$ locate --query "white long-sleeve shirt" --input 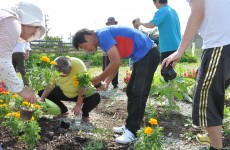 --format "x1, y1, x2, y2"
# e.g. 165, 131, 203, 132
13, 42, 31, 53
0, 10, 24, 93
